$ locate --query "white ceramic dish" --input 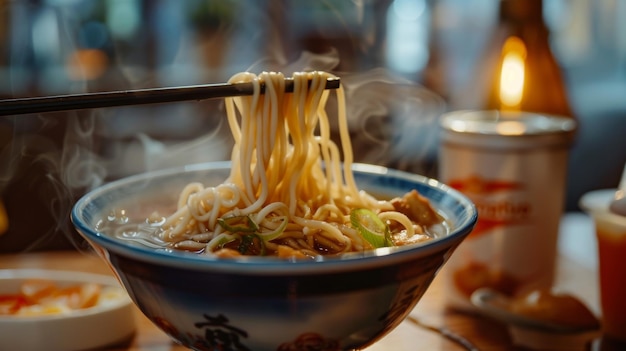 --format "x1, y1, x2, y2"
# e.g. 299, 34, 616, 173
0, 269, 136, 351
